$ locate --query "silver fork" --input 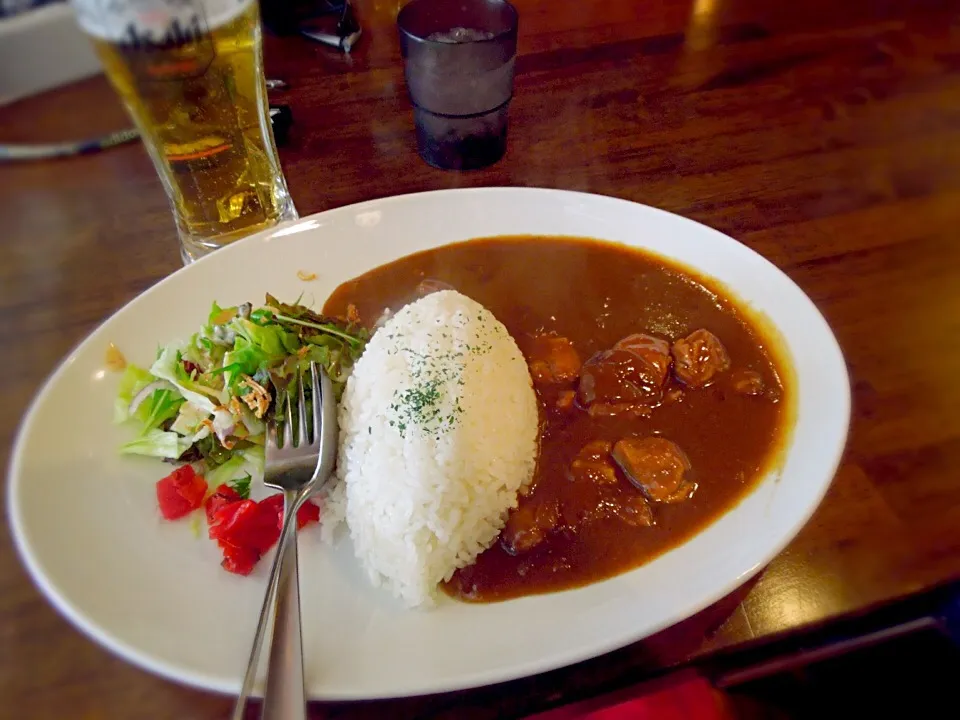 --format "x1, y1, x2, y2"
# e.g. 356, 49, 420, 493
231, 361, 338, 720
